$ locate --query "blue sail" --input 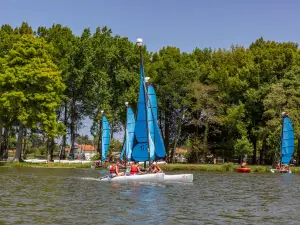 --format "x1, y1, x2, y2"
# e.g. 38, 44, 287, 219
151, 105, 166, 159
120, 142, 125, 160
131, 66, 149, 162
126, 107, 136, 160
281, 117, 294, 164
147, 85, 155, 159
101, 115, 111, 161
120, 107, 136, 160
148, 85, 158, 119
147, 84, 166, 160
